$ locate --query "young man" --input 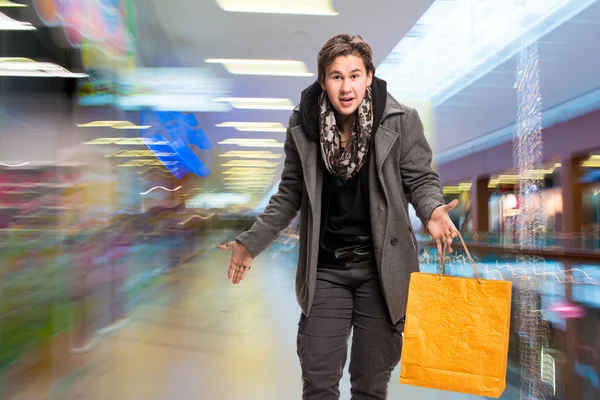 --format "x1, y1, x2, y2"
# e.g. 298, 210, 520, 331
220, 34, 459, 399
